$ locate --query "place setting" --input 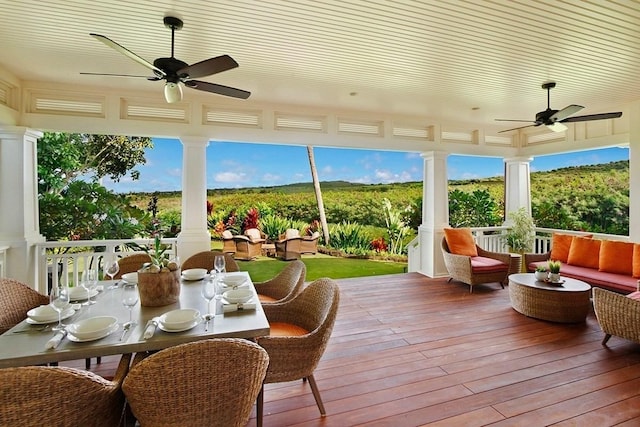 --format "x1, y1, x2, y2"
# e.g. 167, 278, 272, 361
143, 308, 202, 339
